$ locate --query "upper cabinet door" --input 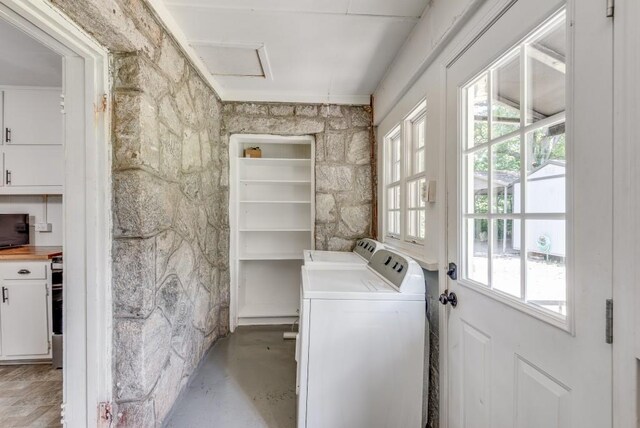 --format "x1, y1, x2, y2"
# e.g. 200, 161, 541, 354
3, 89, 62, 145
